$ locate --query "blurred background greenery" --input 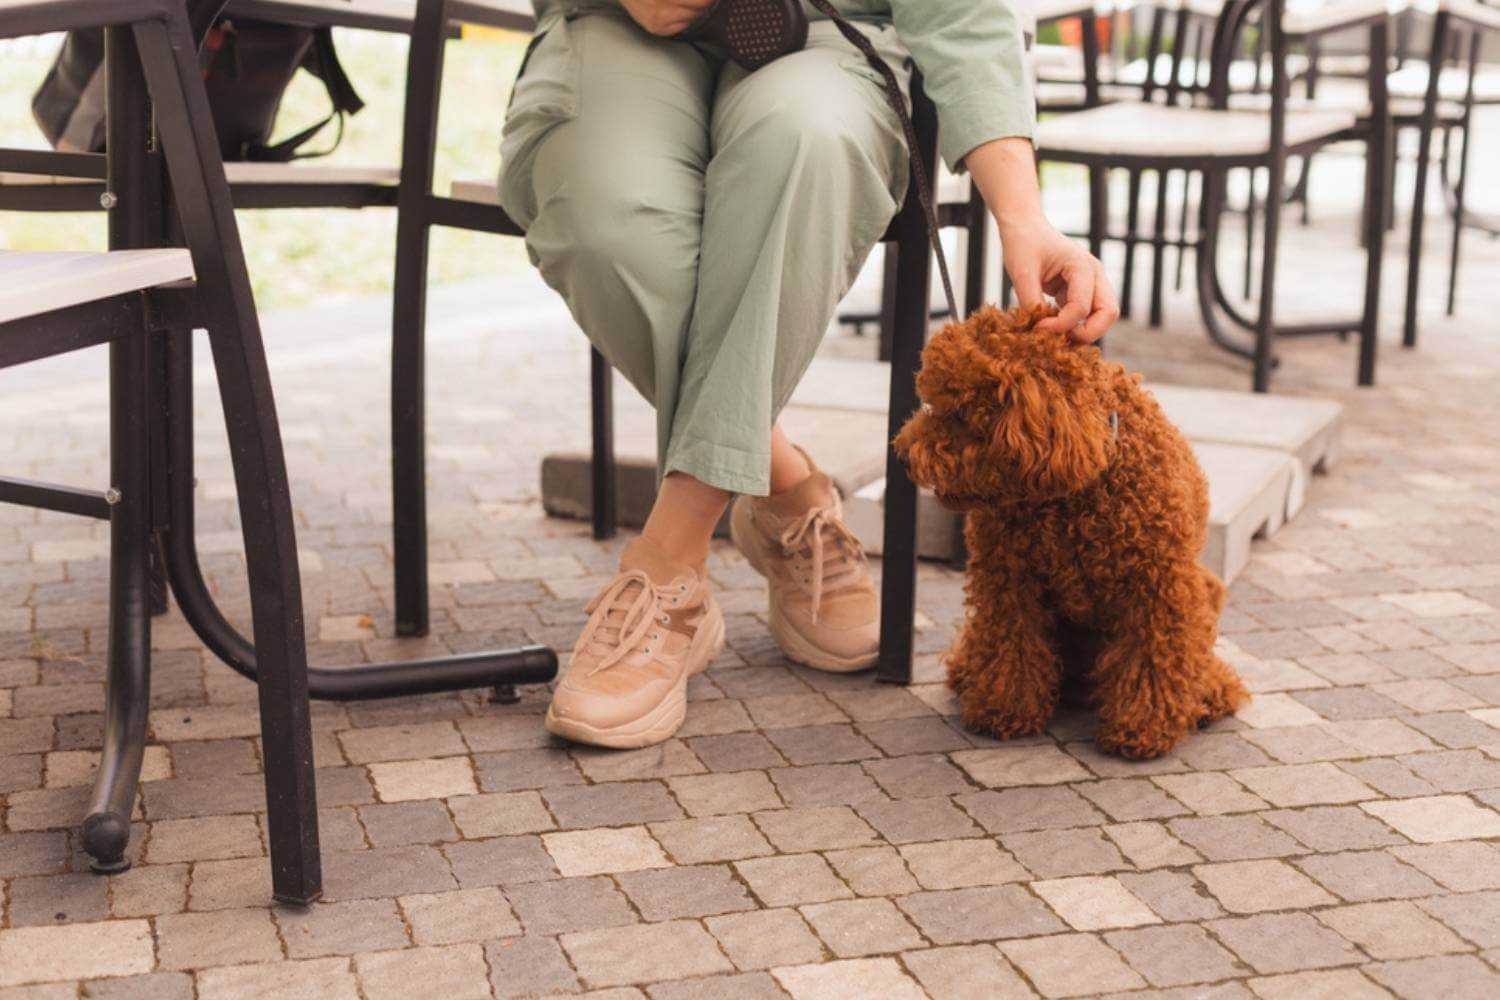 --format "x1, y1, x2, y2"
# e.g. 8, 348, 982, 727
0, 27, 535, 312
